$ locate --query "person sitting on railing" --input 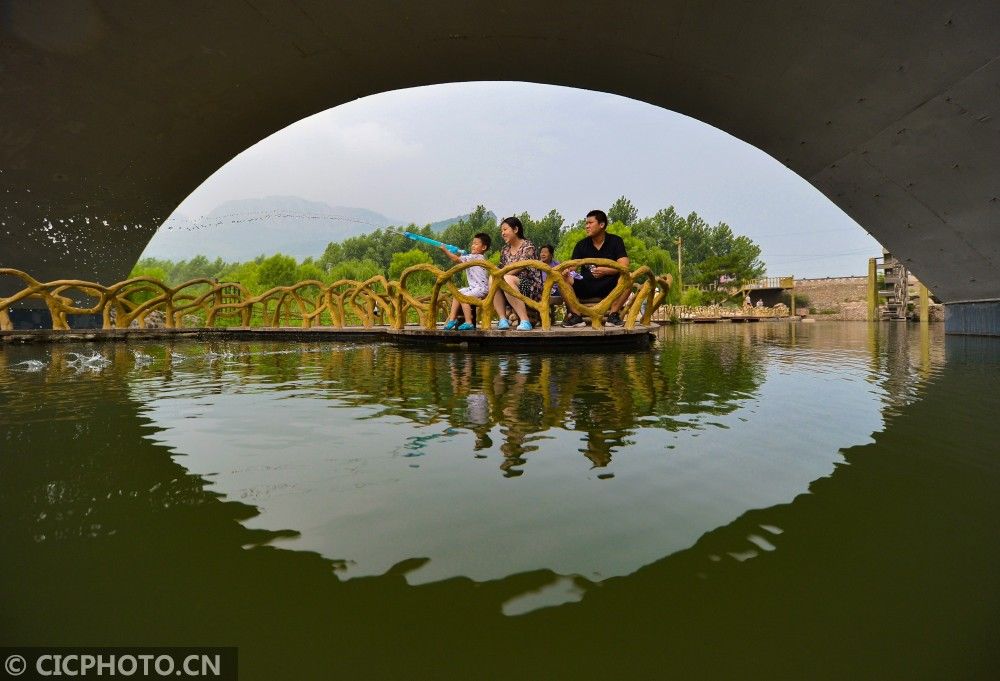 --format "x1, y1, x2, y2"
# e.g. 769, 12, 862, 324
440, 232, 492, 331
539, 243, 563, 318
539, 244, 559, 284
492, 216, 542, 331
561, 210, 630, 327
